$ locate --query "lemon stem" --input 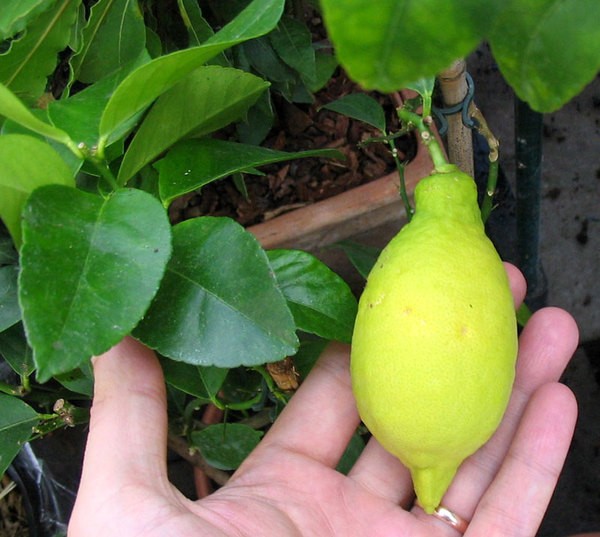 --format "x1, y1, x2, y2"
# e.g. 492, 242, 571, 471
397, 108, 448, 172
